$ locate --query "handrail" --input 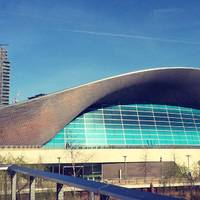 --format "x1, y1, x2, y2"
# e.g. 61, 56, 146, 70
8, 165, 181, 200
